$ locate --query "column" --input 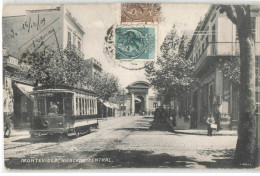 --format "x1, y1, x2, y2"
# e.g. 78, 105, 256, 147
257, 111, 260, 166
145, 94, 149, 113
131, 93, 135, 115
